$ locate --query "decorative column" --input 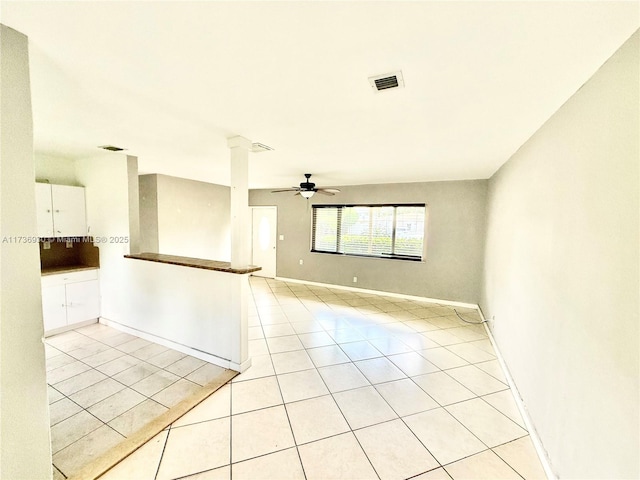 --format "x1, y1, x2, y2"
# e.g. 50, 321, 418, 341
126, 155, 141, 254
227, 136, 252, 372
228, 136, 251, 268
